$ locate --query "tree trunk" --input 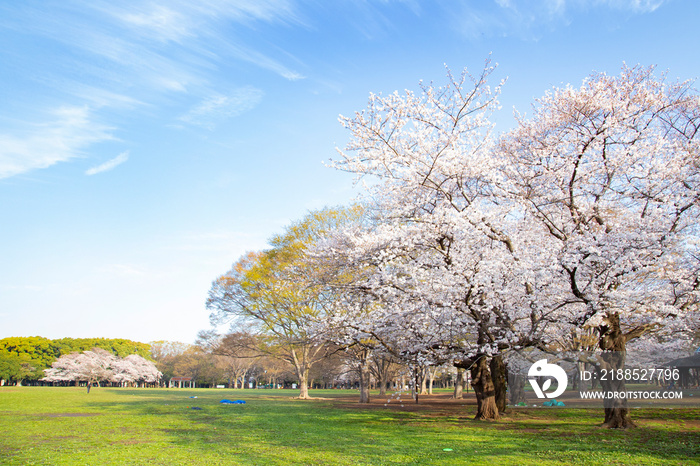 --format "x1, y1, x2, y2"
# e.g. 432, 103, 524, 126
413, 368, 420, 403
598, 312, 635, 429
297, 368, 310, 399
428, 366, 436, 395
359, 360, 371, 403
378, 378, 388, 396
376, 357, 391, 396
507, 373, 526, 405
470, 356, 499, 420
291, 348, 311, 399
420, 366, 428, 395
573, 362, 585, 390
599, 351, 632, 428
453, 367, 465, 399
590, 363, 600, 390
490, 355, 507, 414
